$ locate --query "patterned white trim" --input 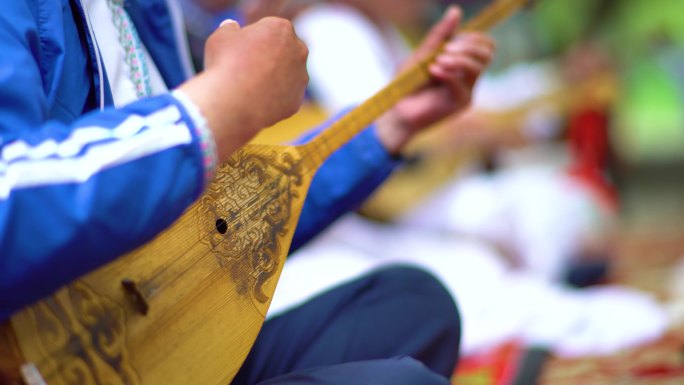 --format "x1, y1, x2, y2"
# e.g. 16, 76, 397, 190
171, 90, 217, 183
